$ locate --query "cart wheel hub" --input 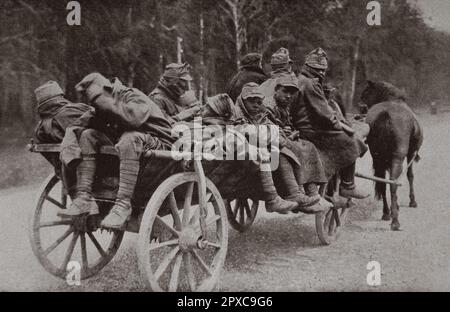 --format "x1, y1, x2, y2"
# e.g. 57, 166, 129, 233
178, 227, 202, 252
